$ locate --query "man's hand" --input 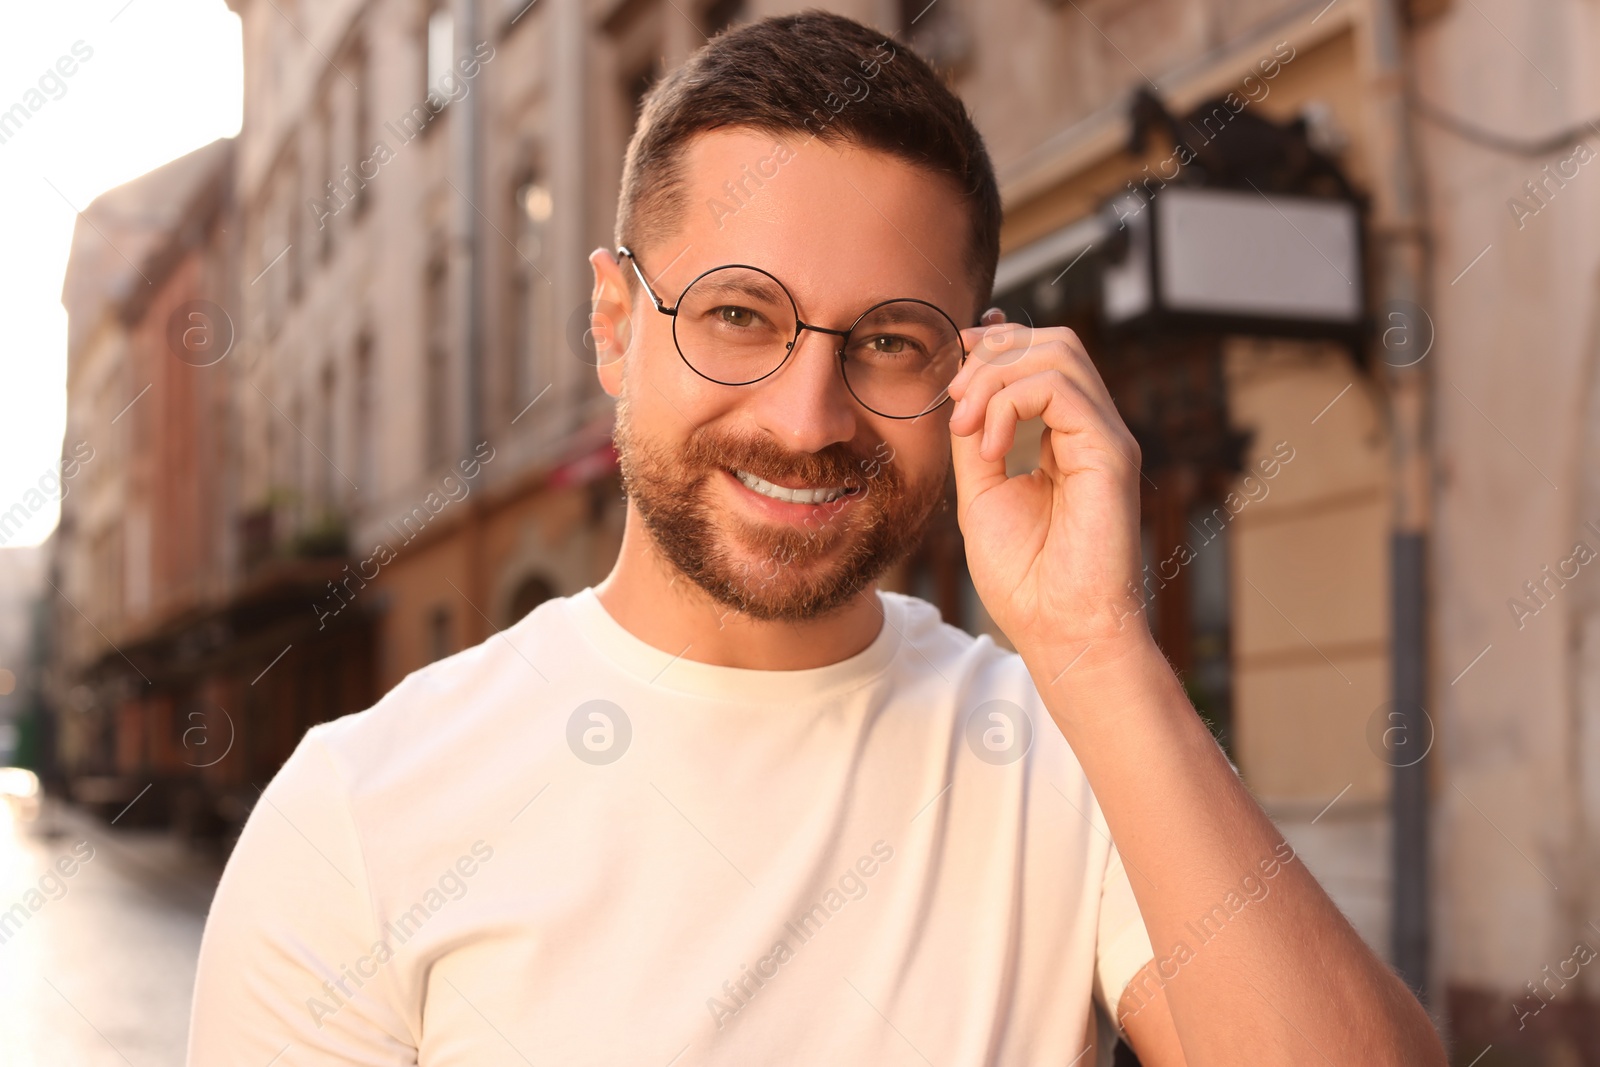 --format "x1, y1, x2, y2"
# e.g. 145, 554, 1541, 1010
946, 313, 1148, 664
944, 311, 1448, 1066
